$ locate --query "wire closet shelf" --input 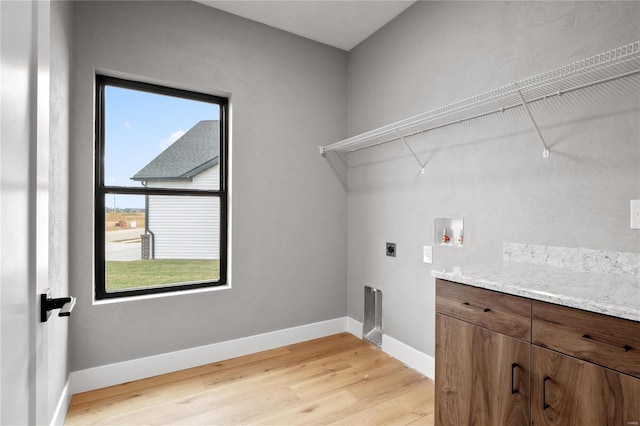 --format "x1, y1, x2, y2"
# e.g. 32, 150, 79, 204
319, 41, 640, 159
